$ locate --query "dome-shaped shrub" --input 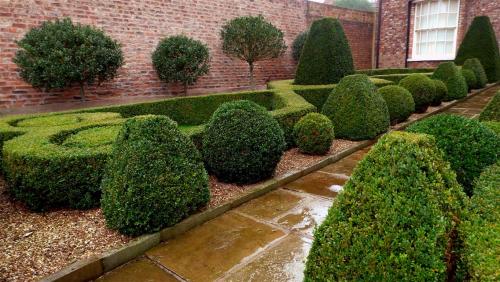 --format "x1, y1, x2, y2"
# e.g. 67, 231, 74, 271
293, 113, 334, 155
202, 100, 286, 184
101, 116, 210, 236
321, 74, 389, 140
407, 114, 499, 195
399, 73, 435, 113
431, 79, 447, 106
432, 62, 468, 101
304, 131, 465, 281
463, 58, 488, 88
295, 18, 354, 85
377, 85, 415, 124
461, 69, 477, 91
479, 92, 499, 121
